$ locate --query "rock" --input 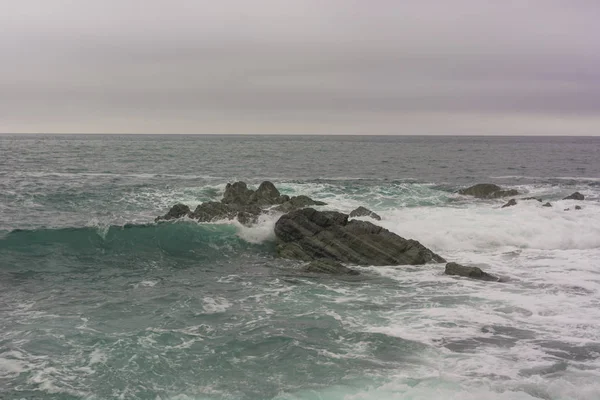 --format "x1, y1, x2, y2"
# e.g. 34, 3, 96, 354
222, 181, 254, 205
191, 201, 238, 222
349, 206, 382, 220
274, 195, 327, 212
248, 181, 288, 206
304, 259, 360, 275
542, 202, 552, 207
575, 205, 582, 210
563, 192, 584, 201
155, 203, 191, 221
275, 208, 445, 266
458, 183, 519, 199
445, 262, 499, 282
564, 208, 570, 211
522, 197, 543, 202
501, 199, 517, 208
